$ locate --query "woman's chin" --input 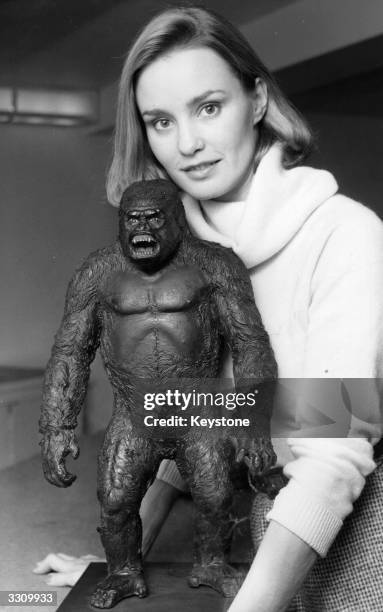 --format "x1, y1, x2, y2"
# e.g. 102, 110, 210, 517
176, 171, 249, 203
180, 179, 229, 202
